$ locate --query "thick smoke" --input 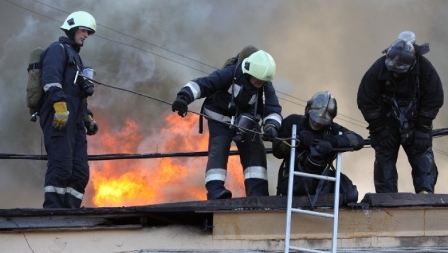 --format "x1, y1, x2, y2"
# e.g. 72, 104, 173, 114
0, 0, 448, 208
